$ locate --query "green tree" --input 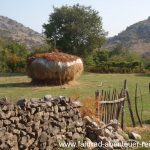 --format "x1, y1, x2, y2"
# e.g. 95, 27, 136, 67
93, 49, 109, 65
43, 4, 106, 57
